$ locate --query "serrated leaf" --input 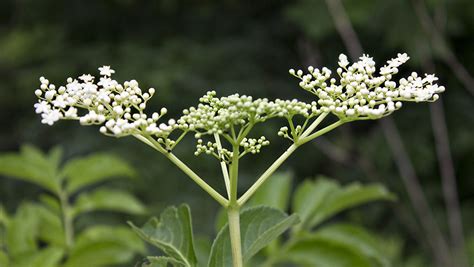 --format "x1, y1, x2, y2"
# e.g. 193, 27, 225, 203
312, 224, 390, 267
129, 204, 197, 267
208, 206, 300, 267
308, 181, 395, 228
64, 225, 144, 267
249, 172, 292, 211
12, 247, 63, 267
71, 189, 146, 217
0, 145, 60, 193
292, 178, 339, 230
62, 153, 136, 194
